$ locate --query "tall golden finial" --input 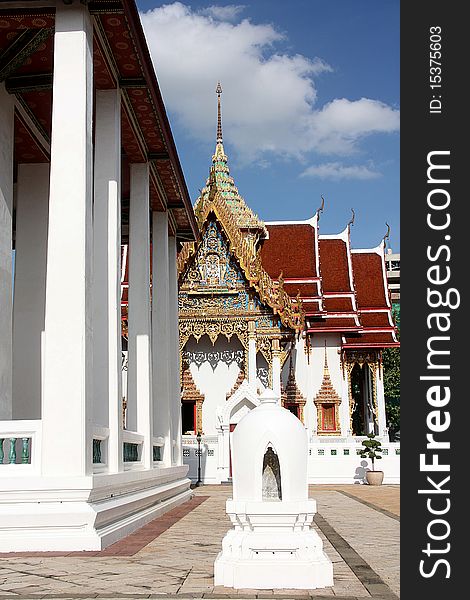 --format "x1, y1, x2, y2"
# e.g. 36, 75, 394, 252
216, 82, 223, 144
